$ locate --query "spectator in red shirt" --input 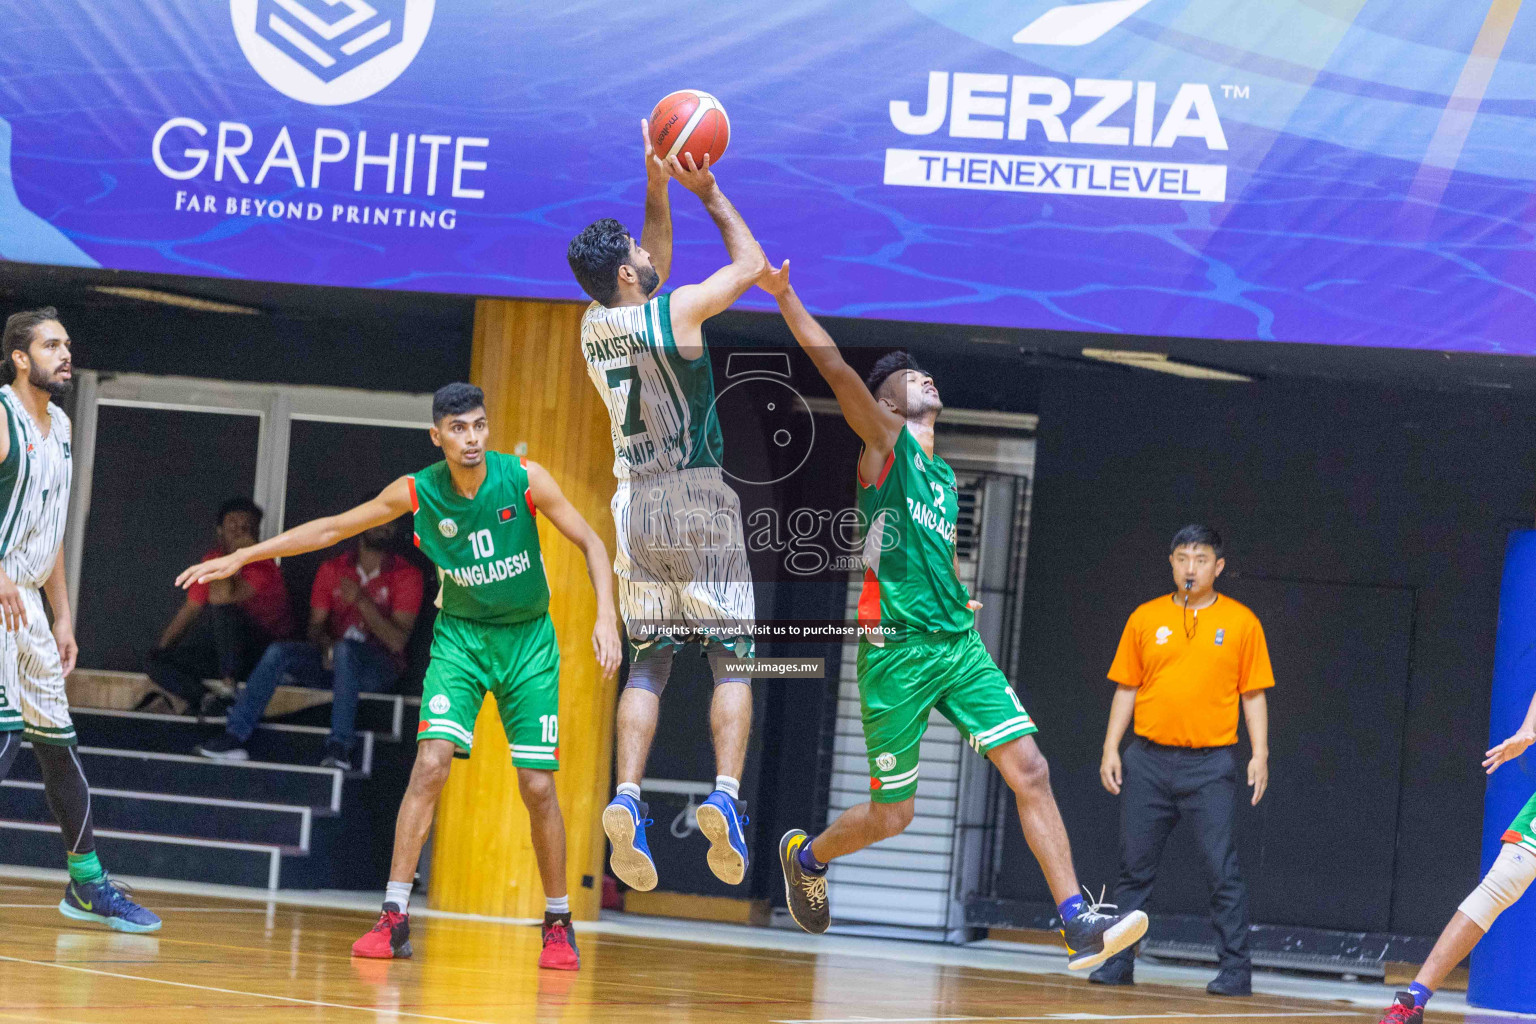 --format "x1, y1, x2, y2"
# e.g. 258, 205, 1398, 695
196, 518, 423, 769
144, 498, 293, 714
